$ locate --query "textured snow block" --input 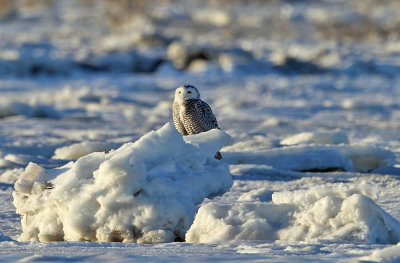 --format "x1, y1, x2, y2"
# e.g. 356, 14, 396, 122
13, 123, 232, 243
187, 184, 400, 244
